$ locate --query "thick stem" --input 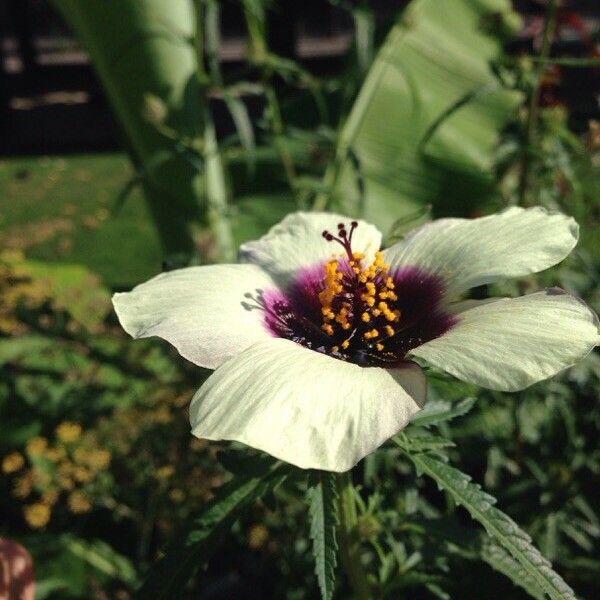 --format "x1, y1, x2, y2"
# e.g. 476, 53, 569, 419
518, 0, 559, 206
335, 472, 372, 600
